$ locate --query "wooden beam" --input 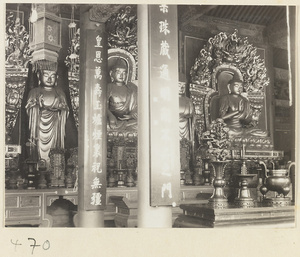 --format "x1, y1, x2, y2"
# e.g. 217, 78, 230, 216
179, 5, 217, 29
